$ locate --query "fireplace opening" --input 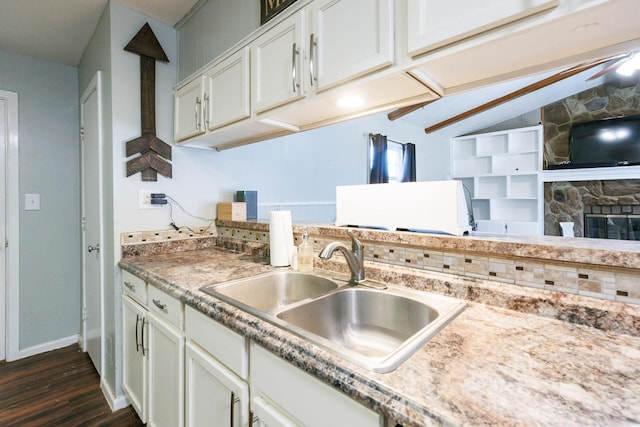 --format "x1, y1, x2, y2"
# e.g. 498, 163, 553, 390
584, 210, 640, 240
